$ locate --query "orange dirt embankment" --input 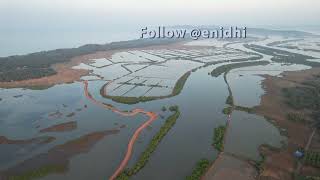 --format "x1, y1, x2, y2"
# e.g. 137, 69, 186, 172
83, 81, 158, 180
